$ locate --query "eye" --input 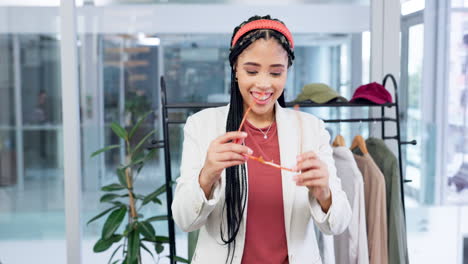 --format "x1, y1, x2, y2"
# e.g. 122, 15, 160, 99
246, 71, 258, 75
271, 72, 282, 76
